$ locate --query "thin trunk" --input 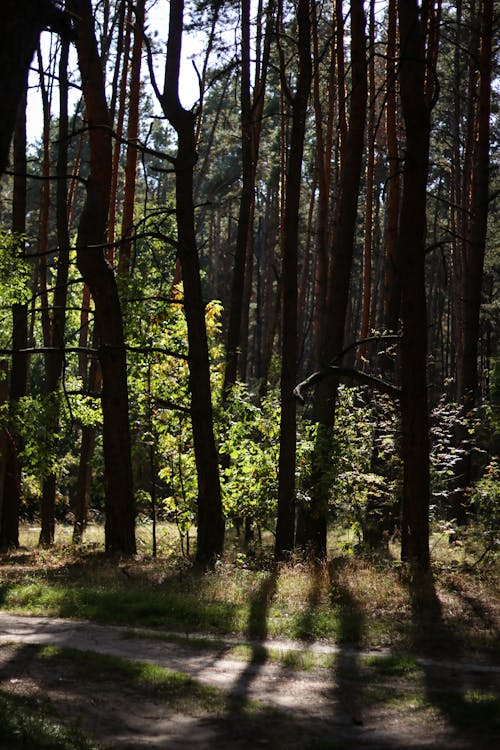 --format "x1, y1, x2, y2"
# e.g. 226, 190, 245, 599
224, 0, 274, 394
297, 0, 367, 558
39, 38, 71, 548
108, 0, 132, 265
359, 0, 376, 359
452, 0, 493, 523
382, 0, 401, 334
275, 0, 312, 559
69, 0, 136, 555
161, 0, 224, 562
118, 0, 146, 277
